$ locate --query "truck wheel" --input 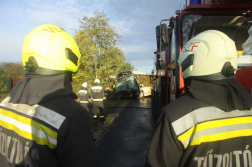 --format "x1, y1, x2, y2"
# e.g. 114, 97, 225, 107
139, 91, 144, 98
